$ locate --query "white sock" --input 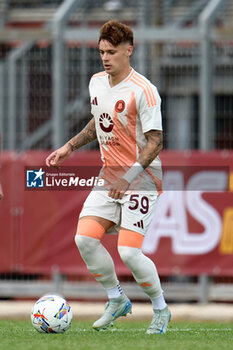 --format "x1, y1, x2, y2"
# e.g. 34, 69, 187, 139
107, 284, 123, 299
118, 246, 163, 298
150, 294, 167, 310
75, 235, 119, 289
